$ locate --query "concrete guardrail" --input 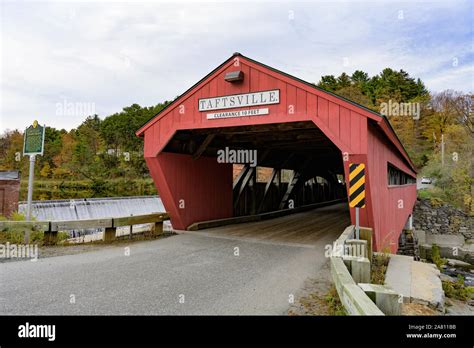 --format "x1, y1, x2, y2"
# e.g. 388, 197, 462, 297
330, 225, 402, 315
